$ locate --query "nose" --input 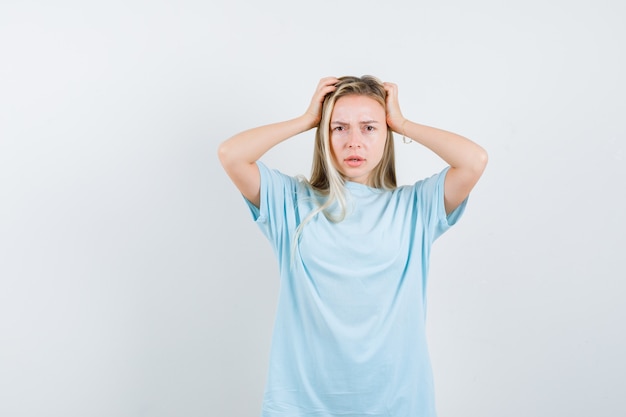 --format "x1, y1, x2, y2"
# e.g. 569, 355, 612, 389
347, 130, 362, 149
